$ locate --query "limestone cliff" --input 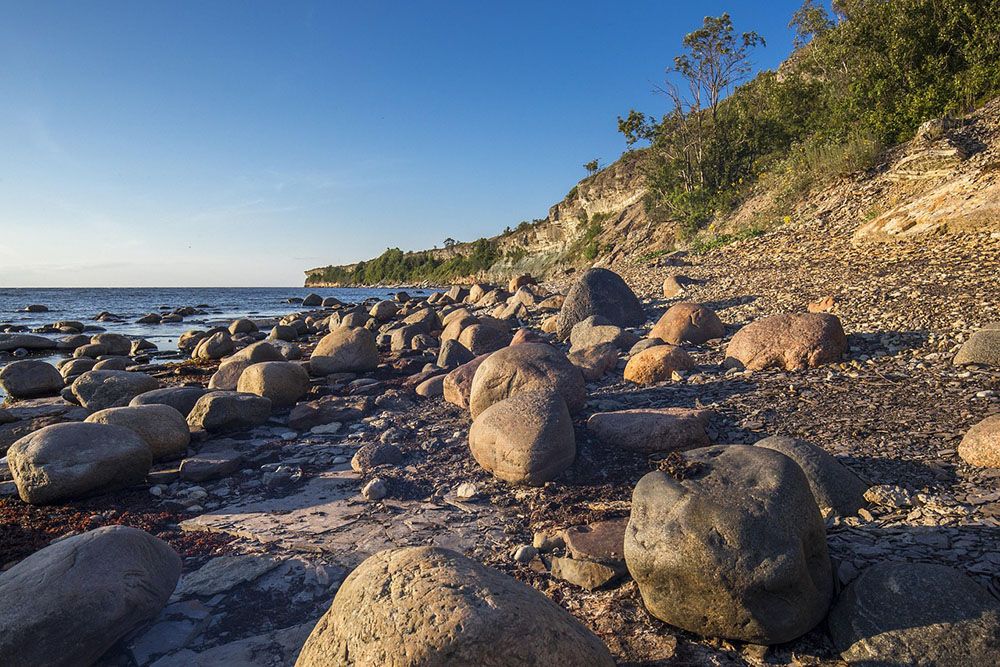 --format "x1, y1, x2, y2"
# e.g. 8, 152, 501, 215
305, 98, 1000, 287
304, 149, 658, 287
